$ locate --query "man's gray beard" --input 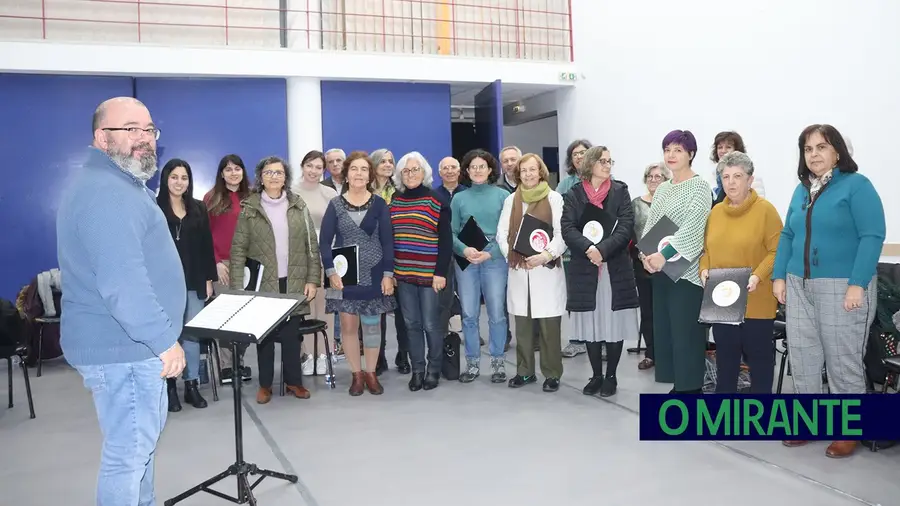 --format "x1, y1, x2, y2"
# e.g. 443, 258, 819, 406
109, 151, 158, 182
